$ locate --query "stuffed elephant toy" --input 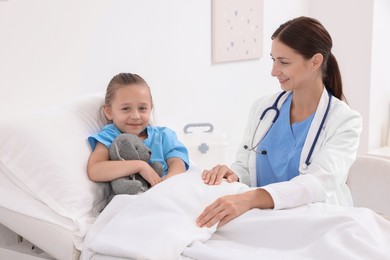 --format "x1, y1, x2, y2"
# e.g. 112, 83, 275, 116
109, 133, 163, 195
